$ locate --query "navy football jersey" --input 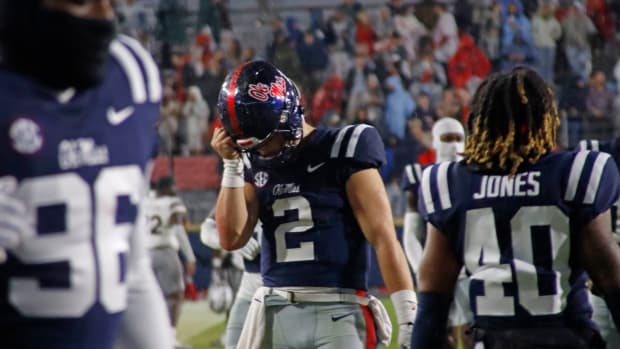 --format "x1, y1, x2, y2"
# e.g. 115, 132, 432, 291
243, 124, 385, 290
401, 162, 424, 194
418, 151, 620, 330
0, 35, 161, 349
